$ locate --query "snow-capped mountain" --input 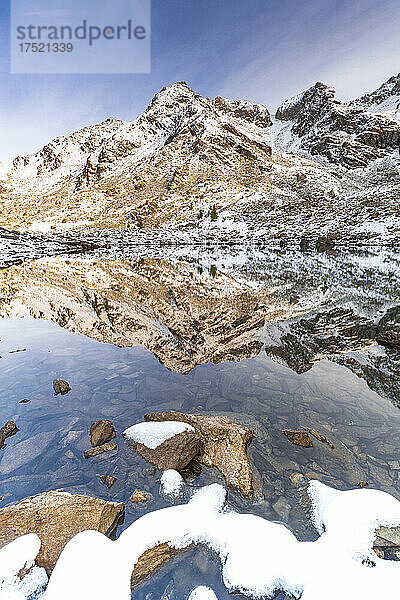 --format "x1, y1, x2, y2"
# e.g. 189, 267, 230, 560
6, 83, 271, 193
351, 73, 400, 123
275, 81, 400, 167
1, 77, 400, 244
